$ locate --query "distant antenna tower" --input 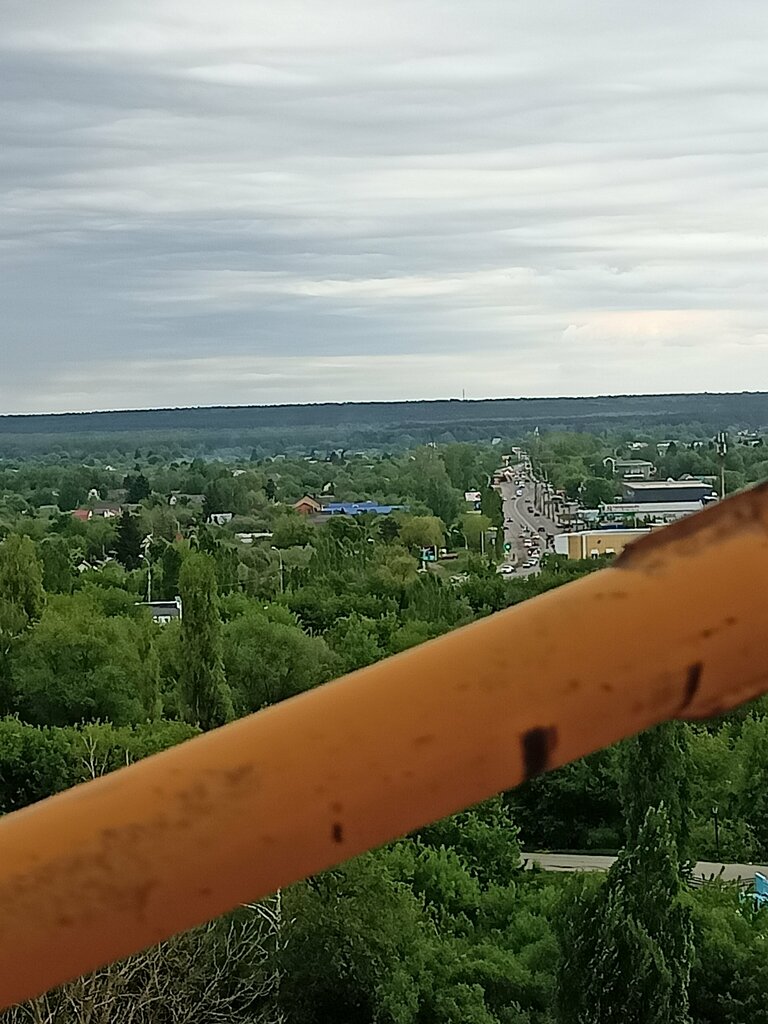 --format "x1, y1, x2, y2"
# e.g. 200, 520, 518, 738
462, 388, 466, 401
